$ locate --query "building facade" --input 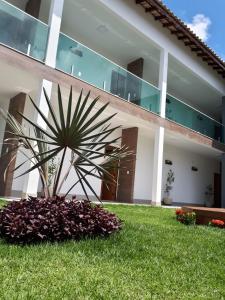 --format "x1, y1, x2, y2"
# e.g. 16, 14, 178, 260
0, 0, 225, 206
